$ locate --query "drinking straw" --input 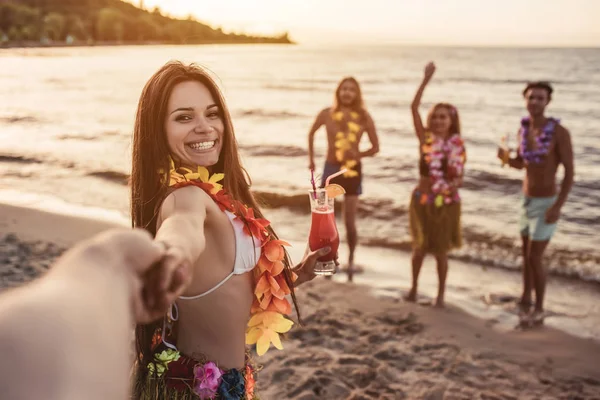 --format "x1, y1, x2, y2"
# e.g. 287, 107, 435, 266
325, 168, 347, 186
310, 169, 317, 199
